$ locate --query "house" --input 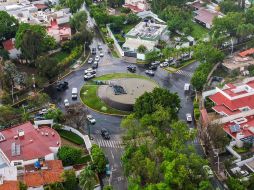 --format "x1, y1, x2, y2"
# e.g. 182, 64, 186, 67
47, 19, 71, 43
2, 38, 21, 59
123, 0, 149, 13
0, 122, 61, 167
206, 78, 254, 116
